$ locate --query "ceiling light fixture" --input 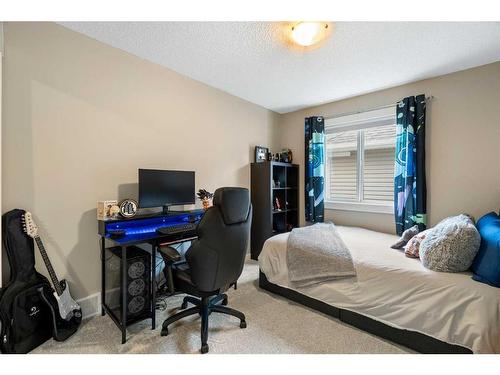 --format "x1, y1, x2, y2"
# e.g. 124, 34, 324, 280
291, 22, 329, 47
